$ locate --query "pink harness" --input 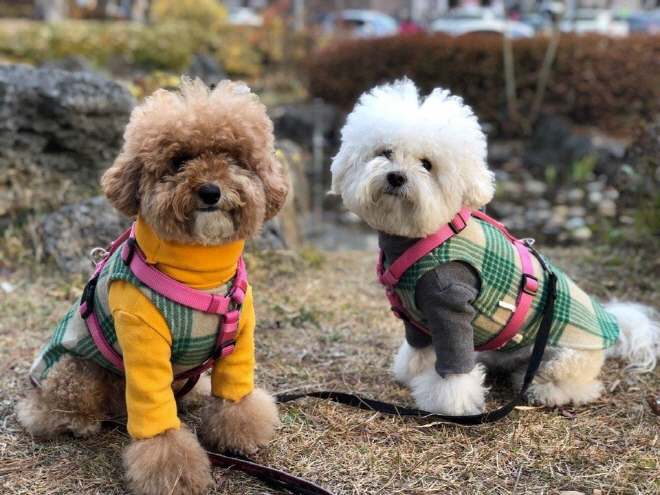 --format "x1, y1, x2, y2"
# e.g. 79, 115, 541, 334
377, 207, 539, 352
79, 222, 247, 384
